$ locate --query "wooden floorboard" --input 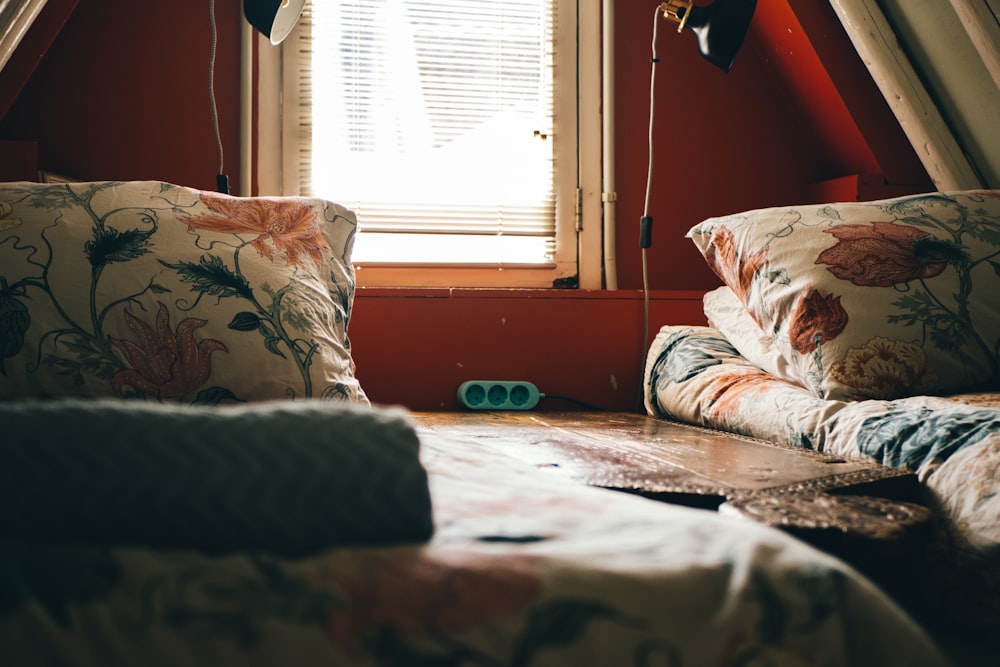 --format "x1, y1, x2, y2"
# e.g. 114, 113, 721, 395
411, 411, 916, 501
